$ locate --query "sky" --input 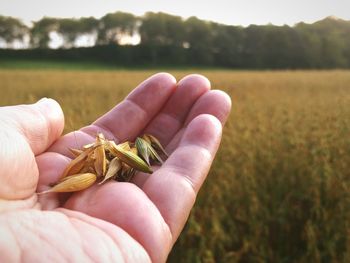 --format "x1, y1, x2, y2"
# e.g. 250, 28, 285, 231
1, 0, 350, 27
